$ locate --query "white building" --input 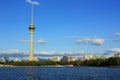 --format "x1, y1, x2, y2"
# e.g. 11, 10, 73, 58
69, 57, 76, 62
114, 53, 120, 57
51, 56, 61, 62
0, 57, 9, 62
13, 58, 21, 62
83, 55, 94, 60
